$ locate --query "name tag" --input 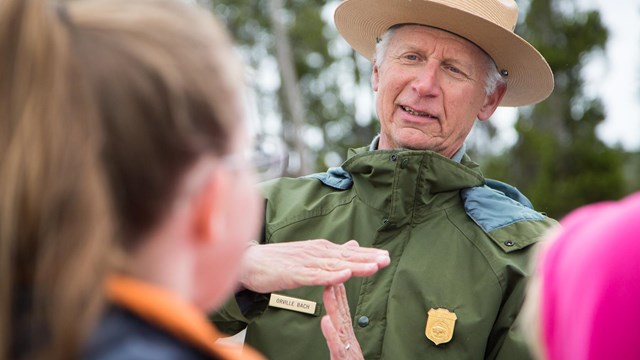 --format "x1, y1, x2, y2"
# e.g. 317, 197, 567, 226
269, 293, 318, 315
